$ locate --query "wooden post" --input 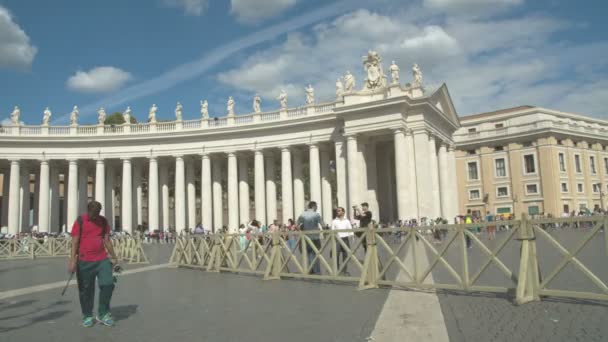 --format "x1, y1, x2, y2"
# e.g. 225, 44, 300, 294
515, 214, 541, 304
